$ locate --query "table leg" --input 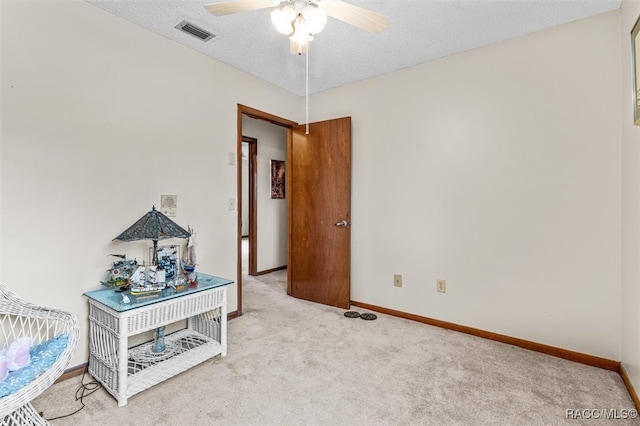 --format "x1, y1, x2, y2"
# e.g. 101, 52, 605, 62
221, 287, 227, 356
117, 316, 128, 407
